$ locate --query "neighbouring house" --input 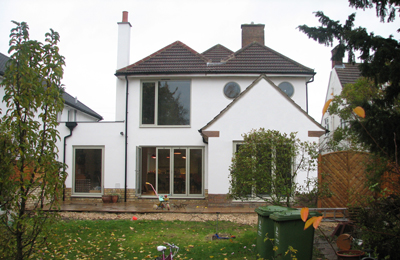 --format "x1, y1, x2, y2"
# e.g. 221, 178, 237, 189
317, 47, 374, 208
320, 46, 362, 153
0, 52, 103, 123
0, 52, 107, 202
2, 12, 327, 206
